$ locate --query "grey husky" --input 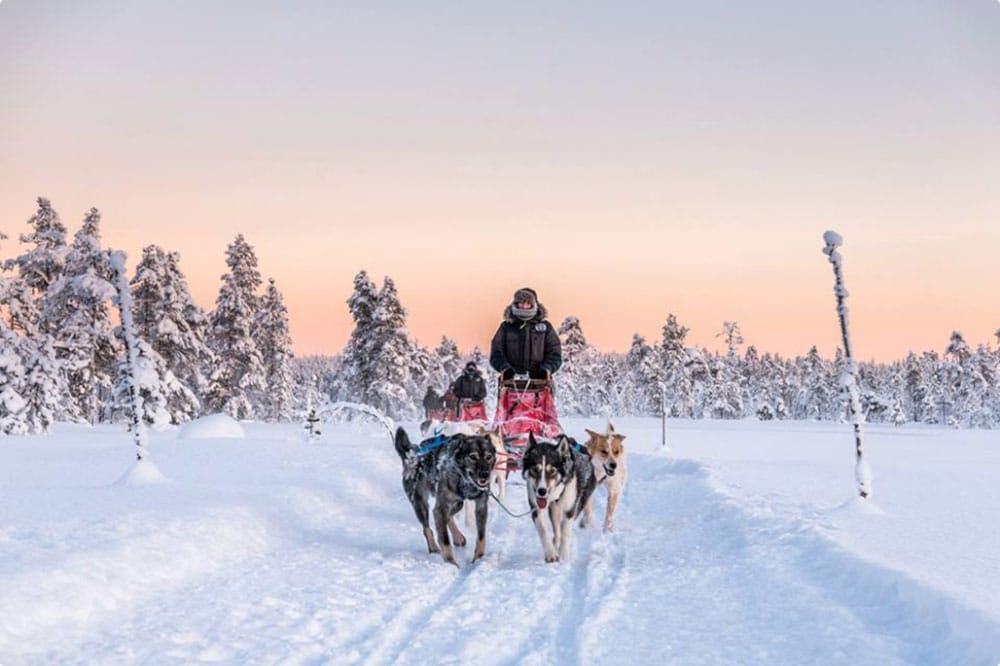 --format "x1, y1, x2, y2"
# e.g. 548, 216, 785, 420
394, 427, 496, 566
522, 432, 597, 563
